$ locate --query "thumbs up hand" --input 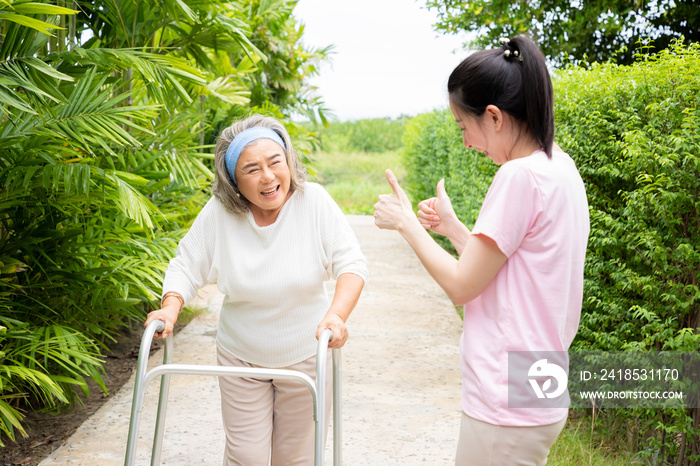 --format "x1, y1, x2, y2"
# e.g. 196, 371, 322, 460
417, 179, 459, 238
373, 169, 415, 231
